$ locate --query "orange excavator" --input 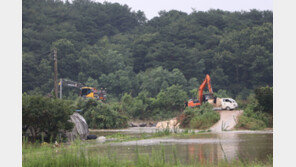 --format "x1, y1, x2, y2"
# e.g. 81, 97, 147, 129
187, 74, 215, 107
